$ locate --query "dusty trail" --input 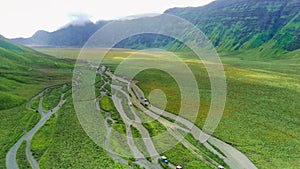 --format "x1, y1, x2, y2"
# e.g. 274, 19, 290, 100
112, 85, 160, 159
108, 71, 257, 169
6, 90, 66, 169
9, 66, 256, 169
97, 70, 161, 169
103, 114, 130, 166
133, 83, 257, 169
112, 89, 162, 169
